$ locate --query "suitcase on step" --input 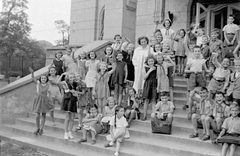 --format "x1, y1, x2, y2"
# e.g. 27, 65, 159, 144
217, 134, 240, 145
151, 118, 172, 135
